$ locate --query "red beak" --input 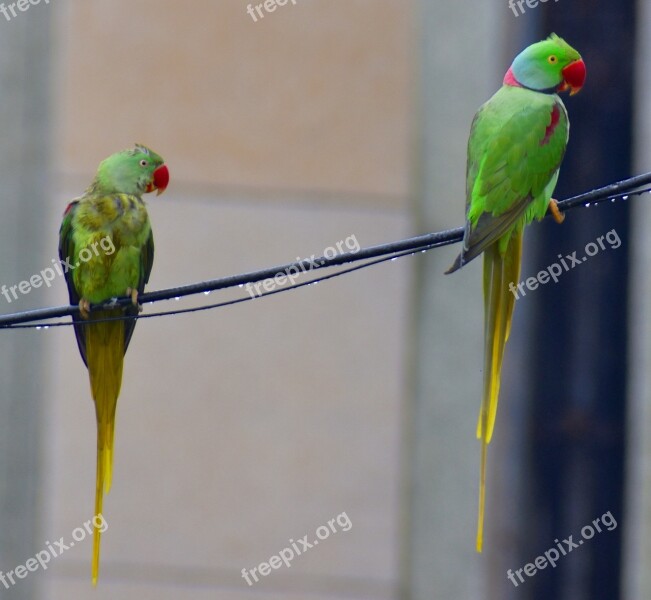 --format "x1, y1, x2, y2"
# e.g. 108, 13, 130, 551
560, 59, 586, 96
146, 164, 169, 195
